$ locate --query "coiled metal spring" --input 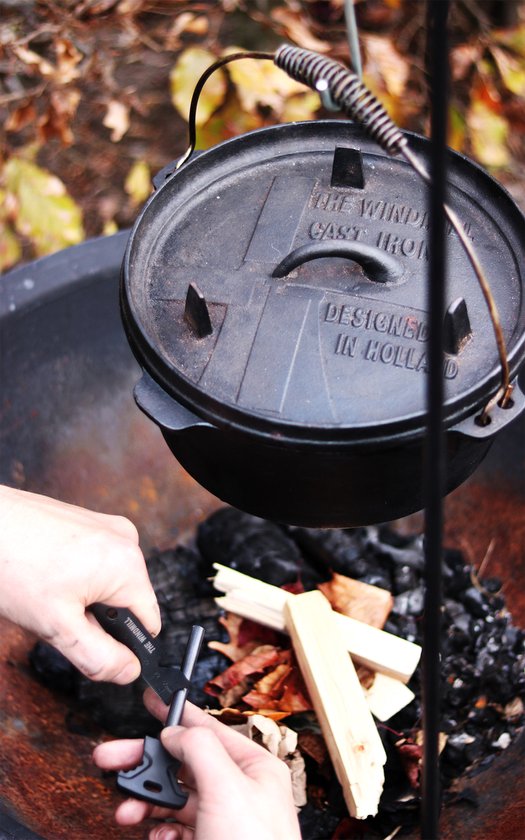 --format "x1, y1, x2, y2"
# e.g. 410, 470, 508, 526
274, 44, 407, 156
